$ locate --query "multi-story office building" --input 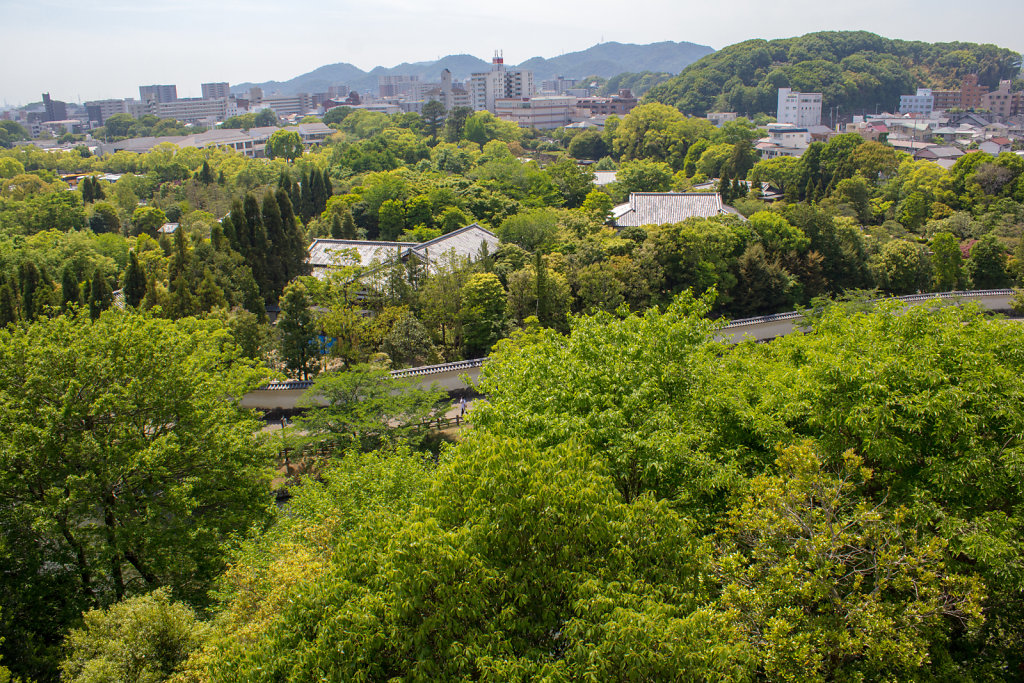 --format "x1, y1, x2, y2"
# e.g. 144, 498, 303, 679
494, 95, 577, 129
468, 52, 534, 113
201, 82, 230, 99
139, 84, 178, 104
777, 87, 822, 127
